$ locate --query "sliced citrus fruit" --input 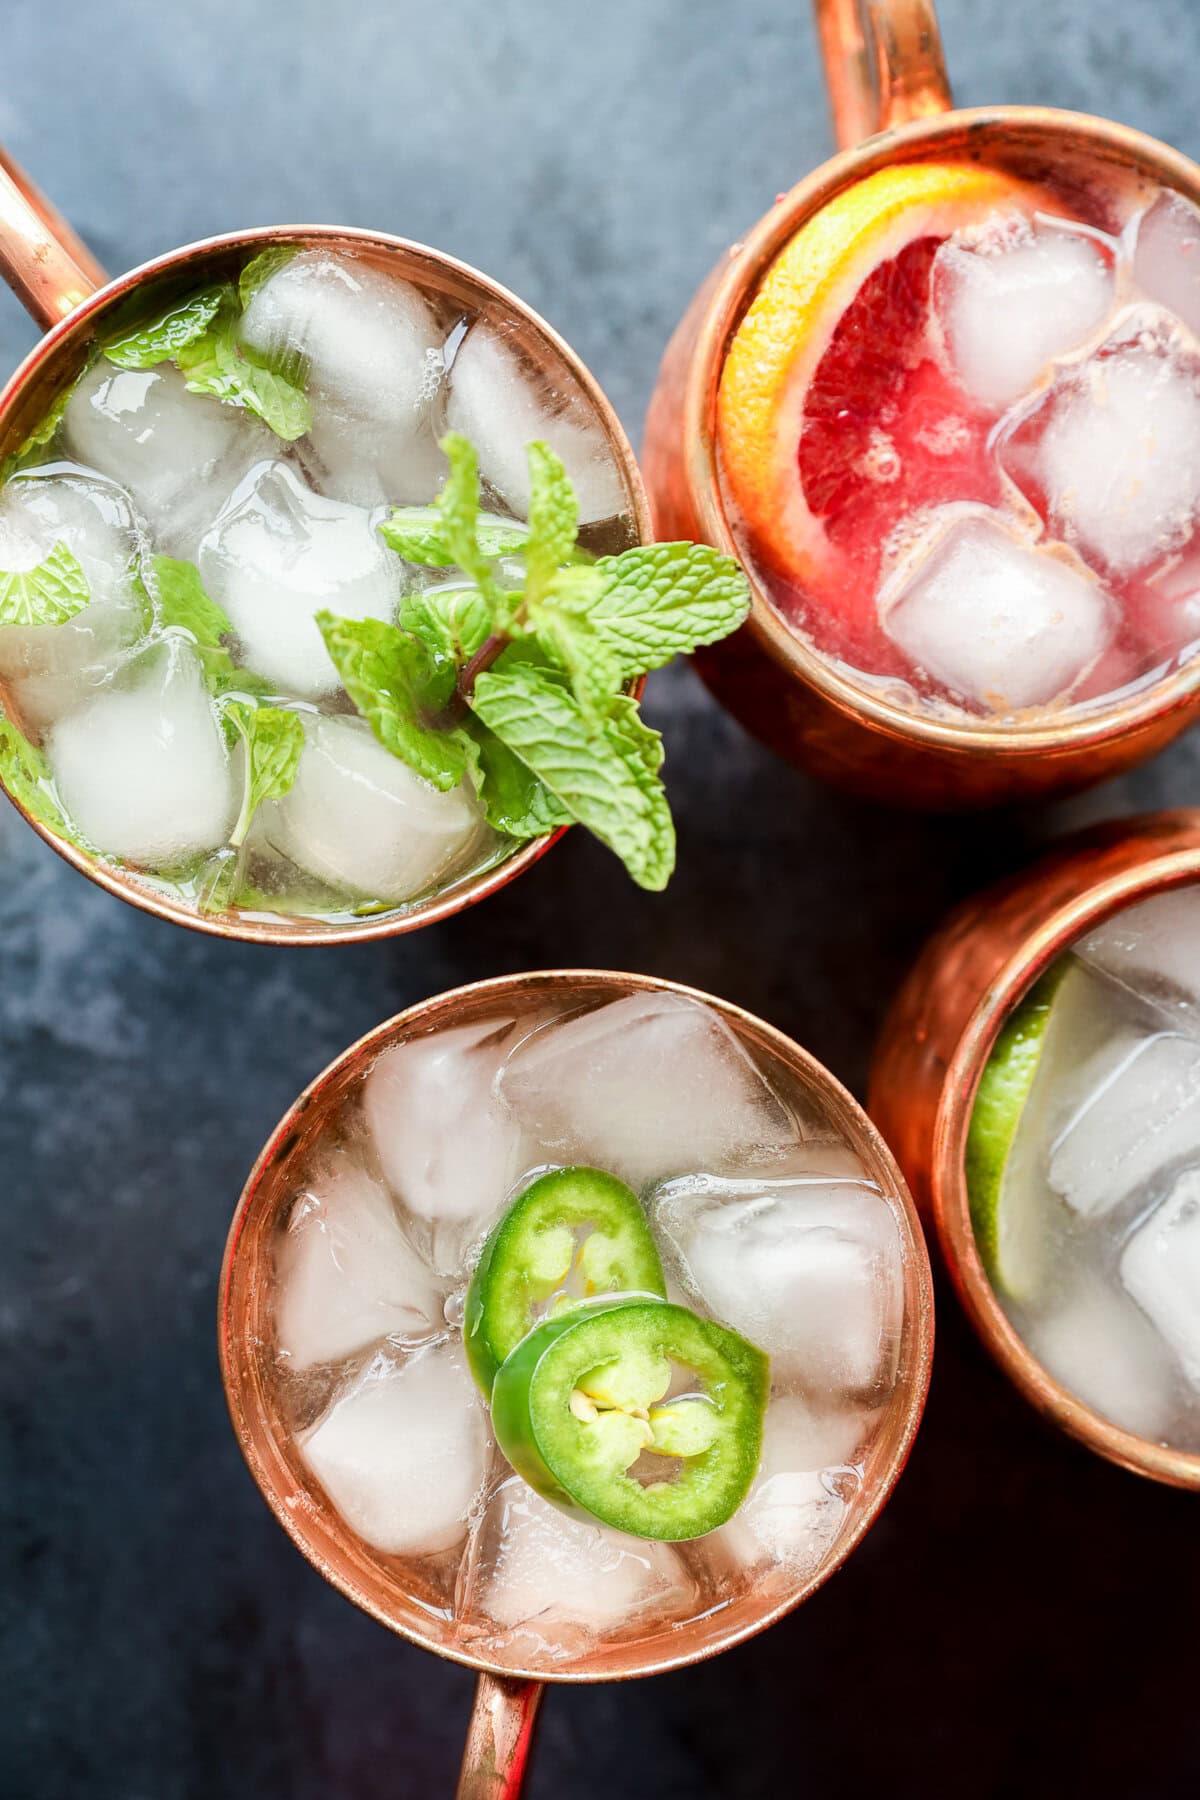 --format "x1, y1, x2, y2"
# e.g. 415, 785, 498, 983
717, 161, 1047, 595
966, 960, 1069, 1299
